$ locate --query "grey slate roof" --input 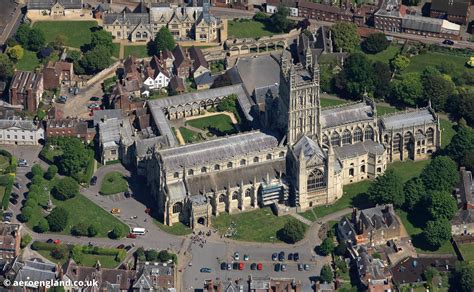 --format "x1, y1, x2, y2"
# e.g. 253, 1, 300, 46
103, 12, 149, 25
0, 119, 37, 131
148, 105, 177, 147
28, 0, 82, 10
293, 135, 325, 161
194, 72, 214, 86
321, 102, 374, 129
14, 260, 57, 285
402, 15, 443, 33
334, 140, 385, 160
93, 109, 123, 126
380, 108, 436, 130
431, 0, 469, 16
136, 136, 169, 157
167, 181, 187, 201
159, 131, 279, 172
